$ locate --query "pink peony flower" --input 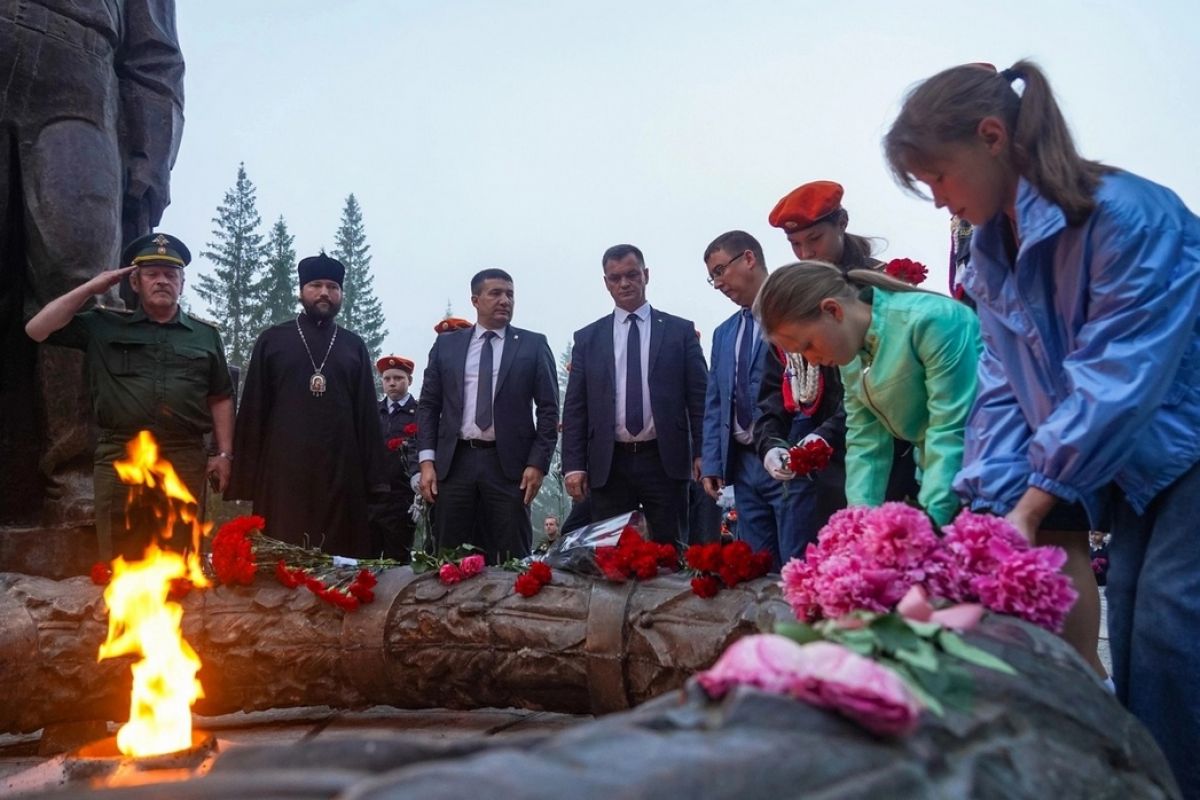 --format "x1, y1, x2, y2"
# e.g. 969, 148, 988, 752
972, 547, 1076, 633
459, 554, 486, 578
697, 635, 923, 737
438, 563, 464, 585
